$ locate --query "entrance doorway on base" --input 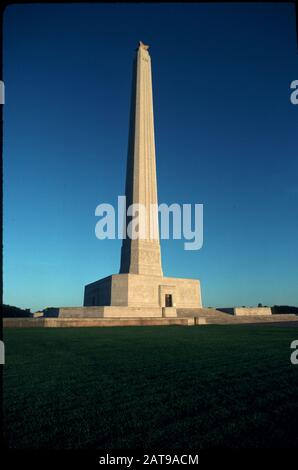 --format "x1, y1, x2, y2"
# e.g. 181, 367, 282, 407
159, 285, 176, 307
159, 285, 177, 317
165, 294, 173, 307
